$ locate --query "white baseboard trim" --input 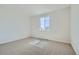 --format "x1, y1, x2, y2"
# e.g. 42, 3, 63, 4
31, 36, 70, 44
0, 35, 31, 44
